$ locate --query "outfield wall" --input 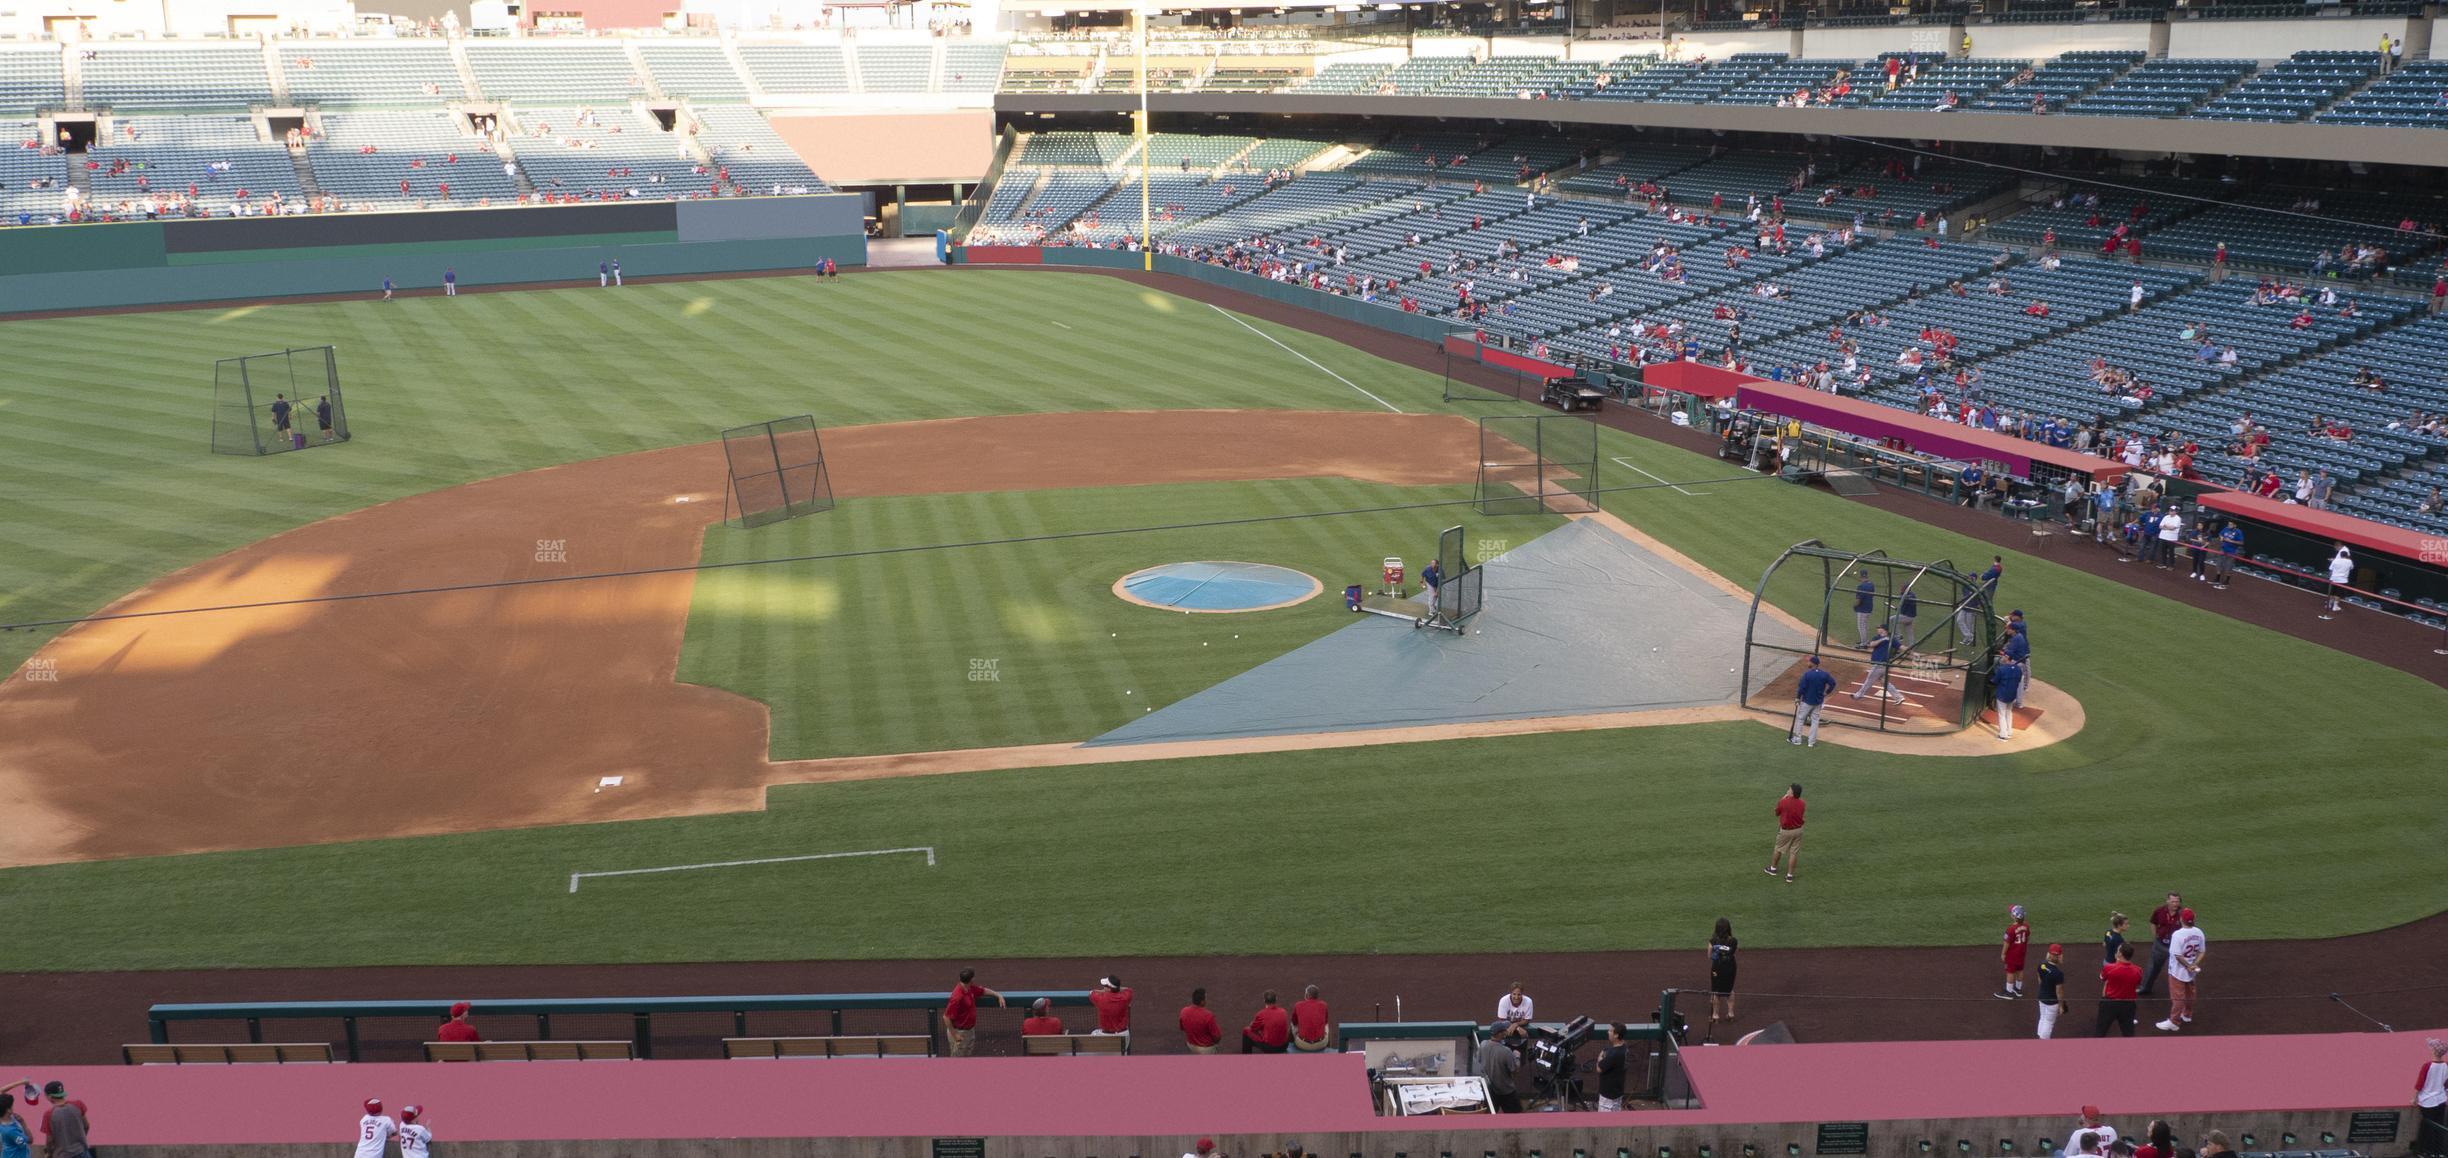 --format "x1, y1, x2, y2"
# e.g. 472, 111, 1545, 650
0, 196, 868, 315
